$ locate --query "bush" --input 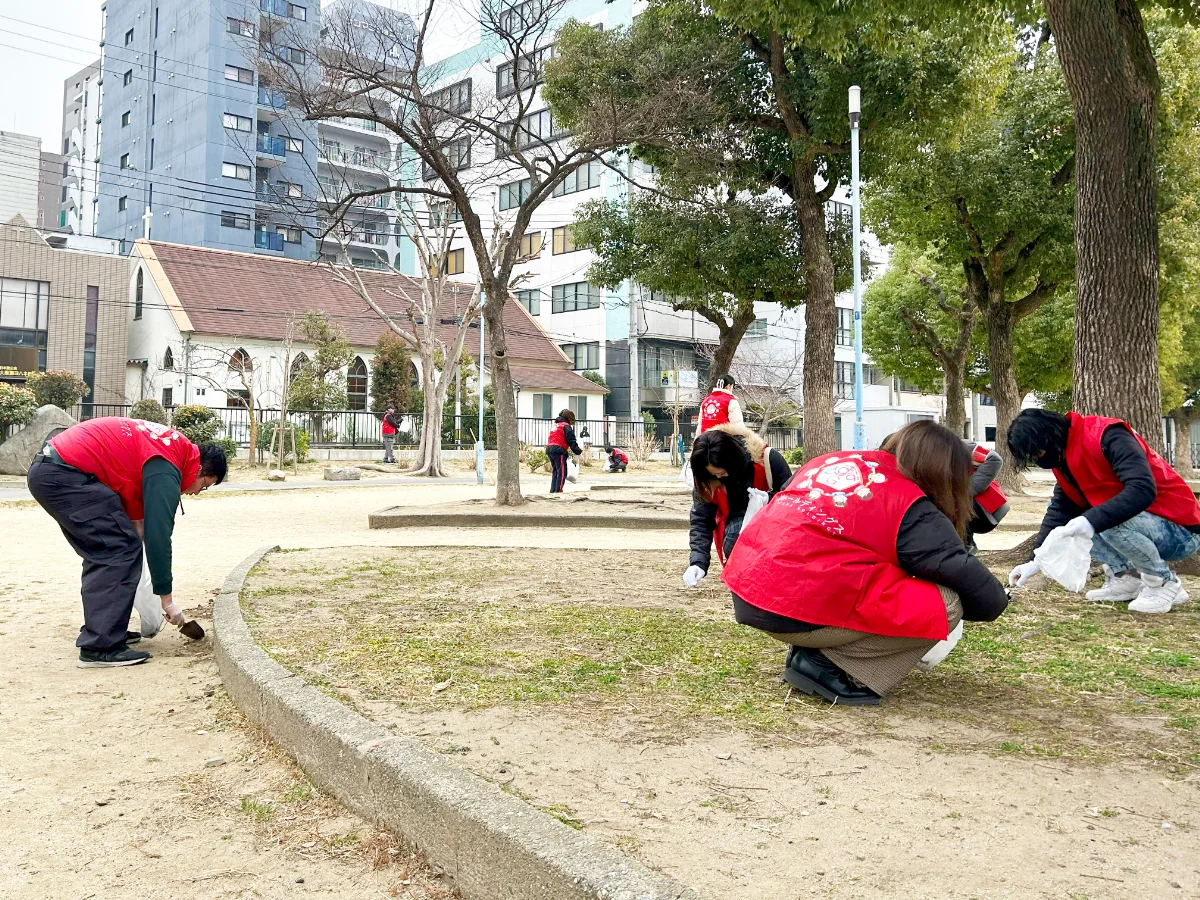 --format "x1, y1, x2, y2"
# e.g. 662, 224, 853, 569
785, 447, 806, 467
26, 369, 89, 409
129, 399, 169, 424
213, 437, 239, 460
171, 404, 221, 444
256, 420, 311, 463
0, 383, 37, 443
525, 448, 549, 473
